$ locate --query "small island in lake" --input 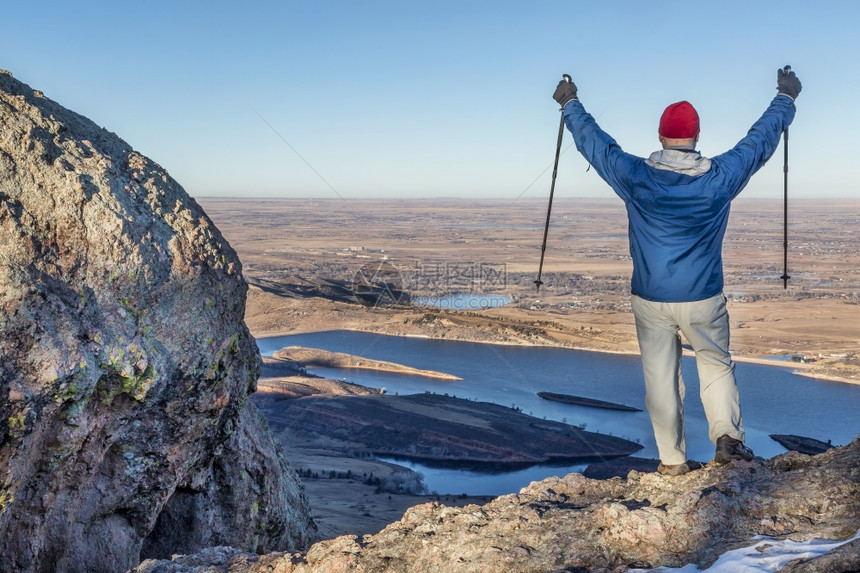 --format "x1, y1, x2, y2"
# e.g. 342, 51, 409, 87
537, 391, 642, 412
769, 434, 835, 456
